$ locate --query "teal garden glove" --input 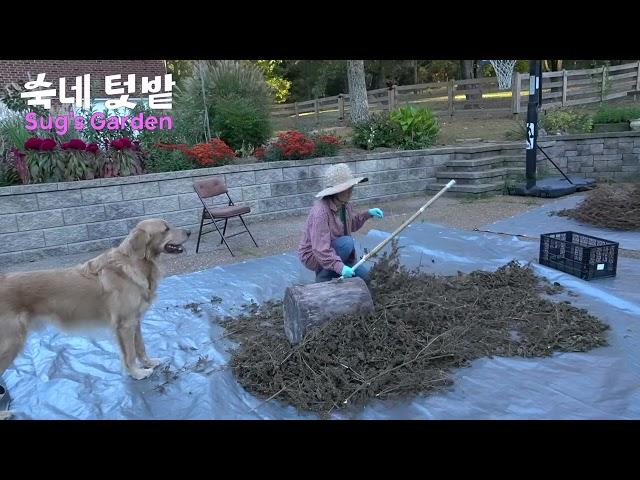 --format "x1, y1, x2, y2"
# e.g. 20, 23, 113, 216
368, 208, 384, 218
341, 265, 355, 278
